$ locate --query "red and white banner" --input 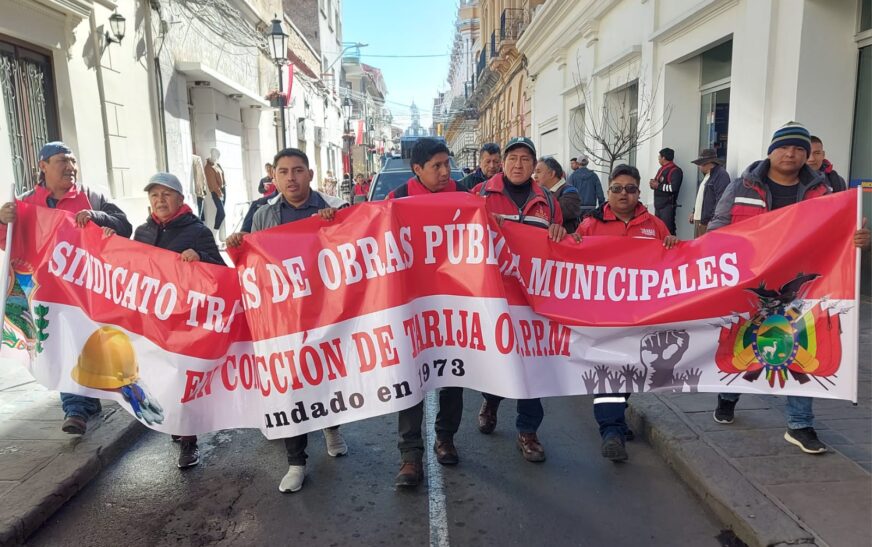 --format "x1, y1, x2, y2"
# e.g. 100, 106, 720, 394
1, 191, 862, 438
